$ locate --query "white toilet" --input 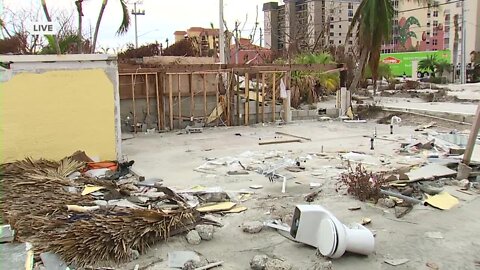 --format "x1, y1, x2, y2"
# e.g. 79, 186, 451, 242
290, 205, 375, 258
